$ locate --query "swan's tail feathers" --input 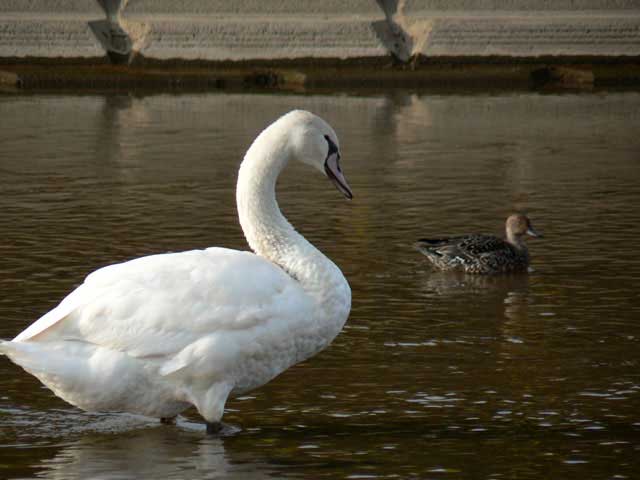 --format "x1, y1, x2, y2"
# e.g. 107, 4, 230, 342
0, 340, 66, 377
0, 340, 73, 376
0, 341, 30, 363
0, 341, 35, 371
